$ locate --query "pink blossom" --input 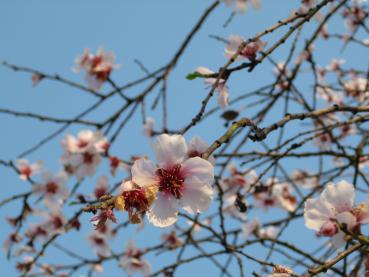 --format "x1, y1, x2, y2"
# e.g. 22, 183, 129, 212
220, 165, 257, 200
87, 232, 111, 258
326, 58, 345, 72
61, 130, 108, 179
241, 218, 260, 238
253, 179, 296, 212
342, 5, 367, 32
87, 223, 115, 257
292, 170, 319, 189
3, 233, 22, 253
32, 171, 69, 209
119, 240, 151, 276
91, 209, 117, 230
186, 136, 215, 165
223, 0, 261, 13
131, 134, 214, 227
115, 180, 157, 224
109, 156, 129, 176
16, 159, 43, 181
195, 66, 229, 108
343, 77, 369, 101
258, 225, 279, 239
316, 86, 344, 105
94, 176, 109, 199
224, 35, 266, 61
304, 180, 369, 247
73, 47, 120, 90
161, 230, 183, 249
